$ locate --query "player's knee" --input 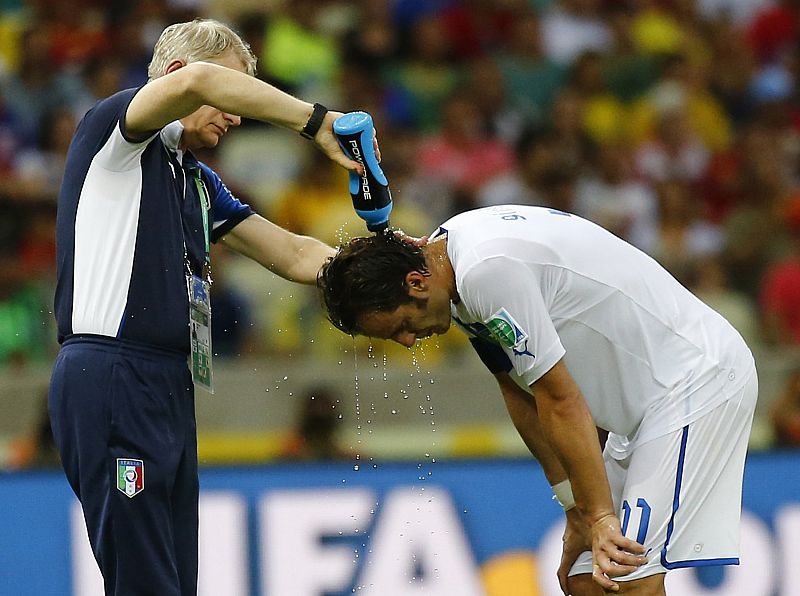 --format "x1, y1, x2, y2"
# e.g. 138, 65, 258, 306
568, 573, 604, 596
612, 573, 666, 596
